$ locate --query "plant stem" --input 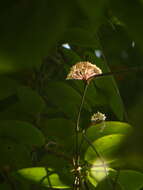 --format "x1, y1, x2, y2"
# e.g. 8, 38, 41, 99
74, 81, 89, 189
